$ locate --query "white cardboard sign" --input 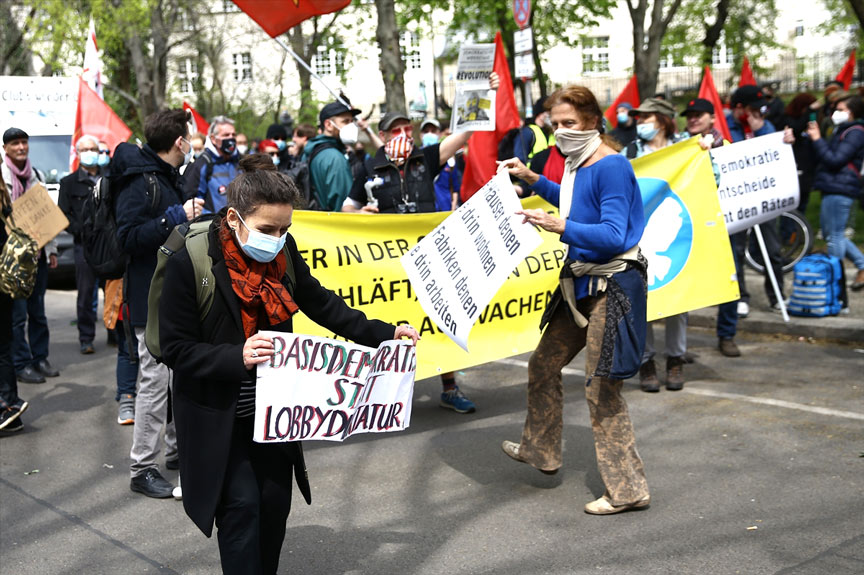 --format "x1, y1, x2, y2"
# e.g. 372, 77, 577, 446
711, 131, 800, 234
